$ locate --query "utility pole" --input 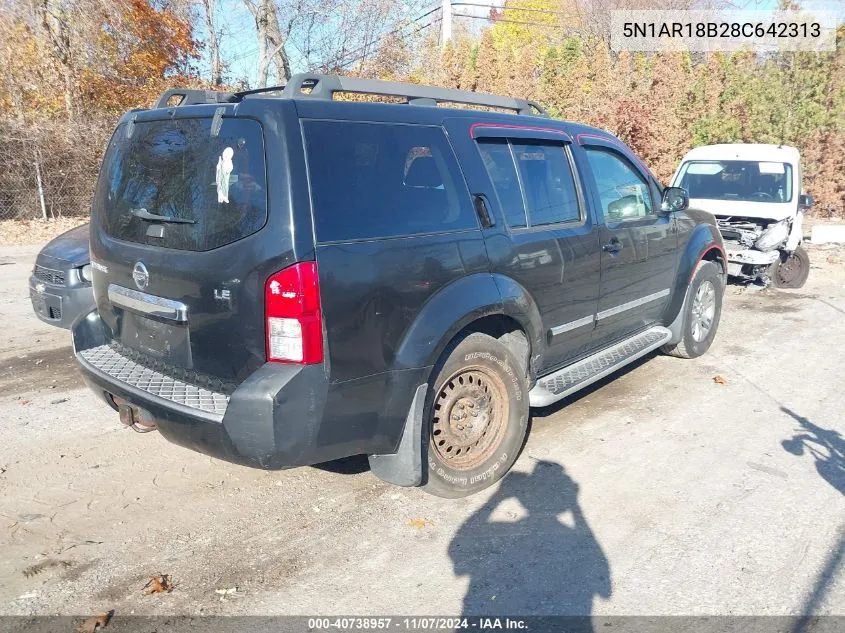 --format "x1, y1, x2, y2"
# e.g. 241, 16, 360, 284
441, 0, 452, 48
